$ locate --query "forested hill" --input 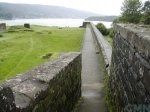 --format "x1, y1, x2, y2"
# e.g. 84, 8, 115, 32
0, 2, 100, 20
85, 16, 118, 22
